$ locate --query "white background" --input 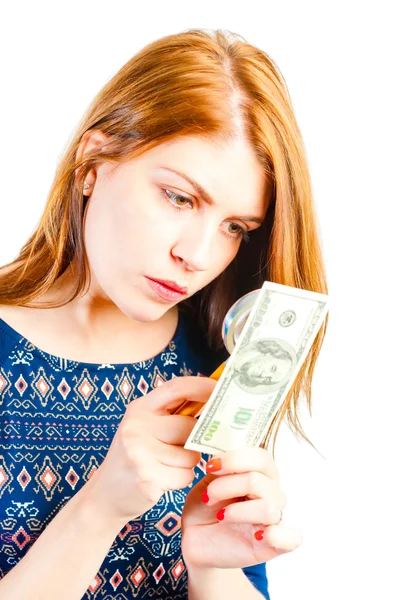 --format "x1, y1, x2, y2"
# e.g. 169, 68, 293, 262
0, 2, 398, 599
